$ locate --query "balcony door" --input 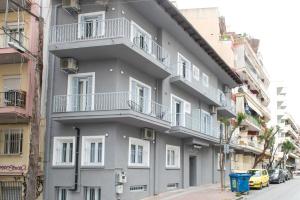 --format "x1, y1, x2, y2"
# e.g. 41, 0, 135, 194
129, 78, 151, 114
78, 12, 105, 39
177, 53, 191, 81
171, 95, 186, 126
131, 21, 152, 54
67, 73, 95, 112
